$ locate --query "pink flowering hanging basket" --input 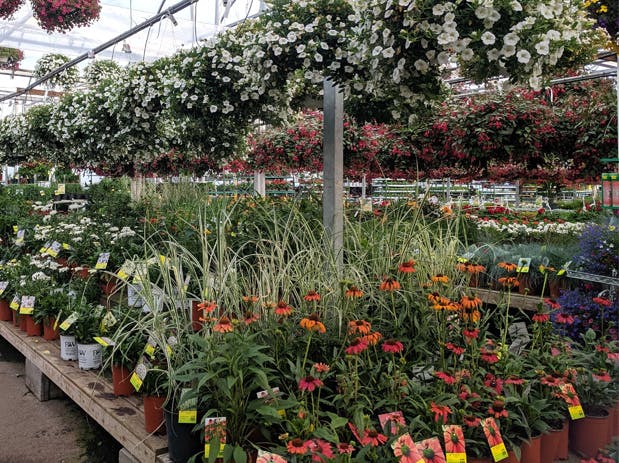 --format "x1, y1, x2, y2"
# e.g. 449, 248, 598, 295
30, 0, 102, 34
0, 0, 25, 20
0, 46, 24, 71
